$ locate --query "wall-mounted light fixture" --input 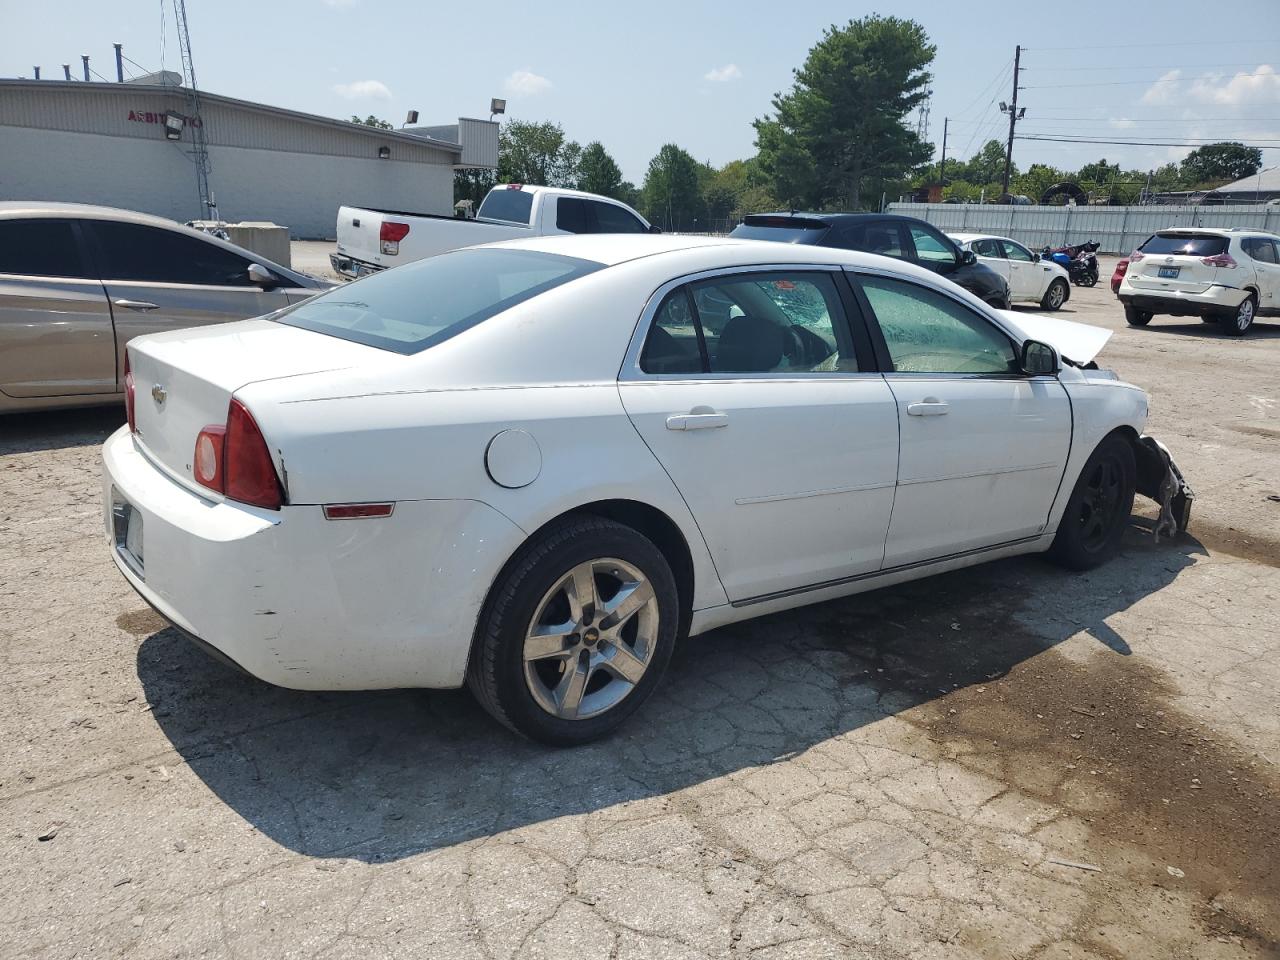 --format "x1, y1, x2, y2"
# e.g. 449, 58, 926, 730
163, 113, 185, 141
377, 146, 390, 160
